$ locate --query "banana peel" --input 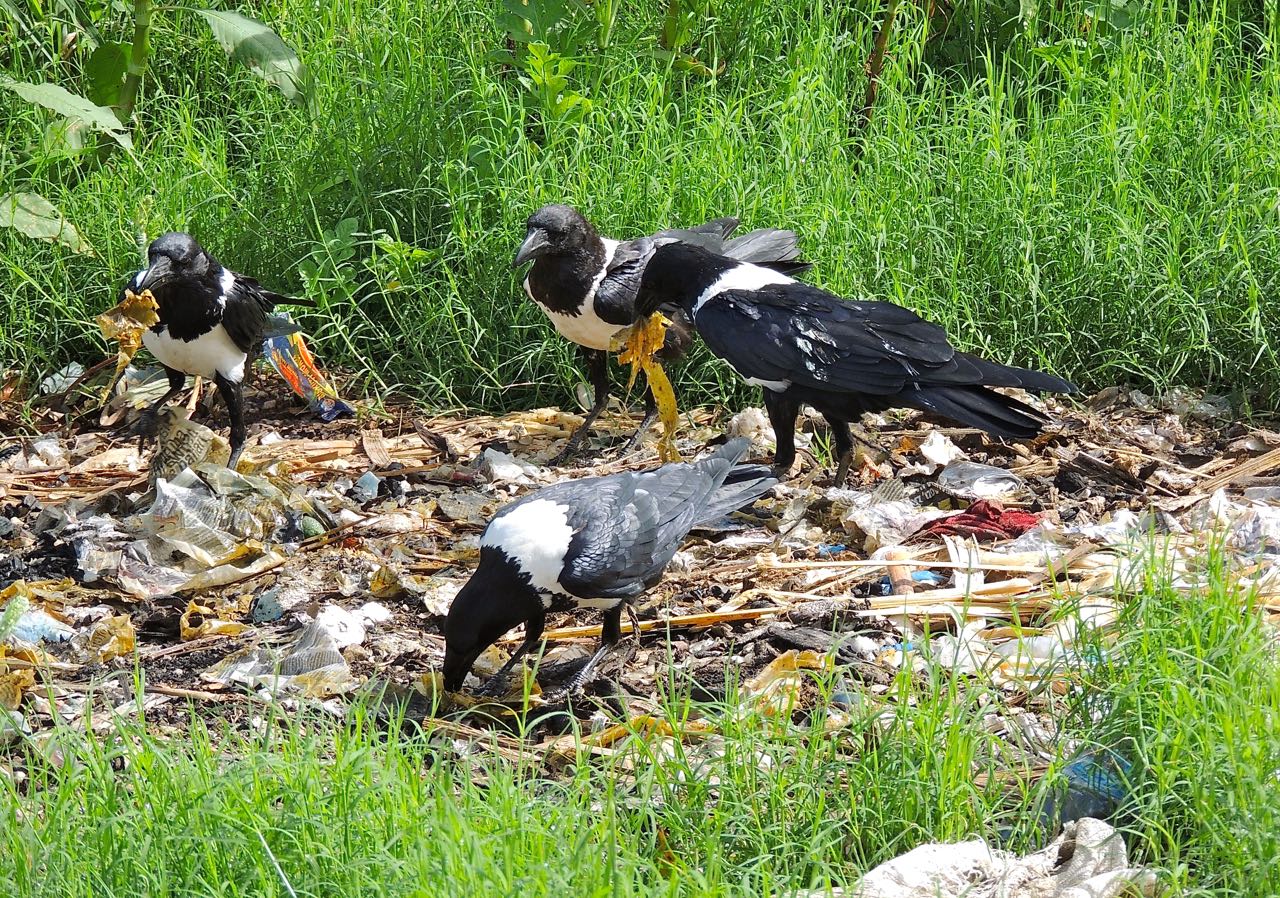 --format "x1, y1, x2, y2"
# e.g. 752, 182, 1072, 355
95, 288, 159, 404
611, 312, 680, 462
